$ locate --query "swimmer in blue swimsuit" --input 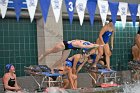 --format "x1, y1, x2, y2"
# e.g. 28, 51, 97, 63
132, 20, 140, 62
135, 20, 140, 50
92, 19, 114, 70
57, 61, 77, 89
39, 40, 102, 68
65, 52, 90, 88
